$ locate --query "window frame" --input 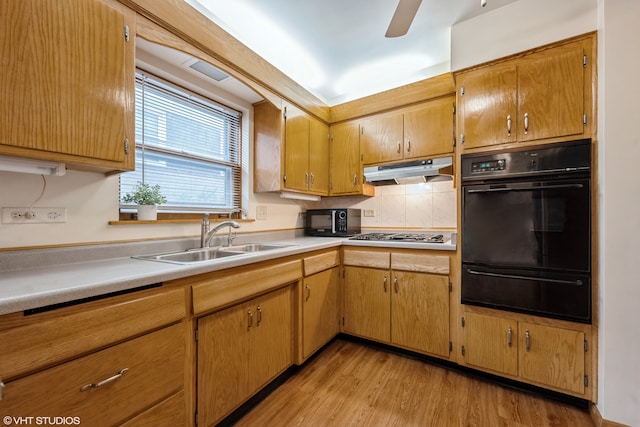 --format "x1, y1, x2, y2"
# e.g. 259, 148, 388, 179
119, 70, 243, 217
